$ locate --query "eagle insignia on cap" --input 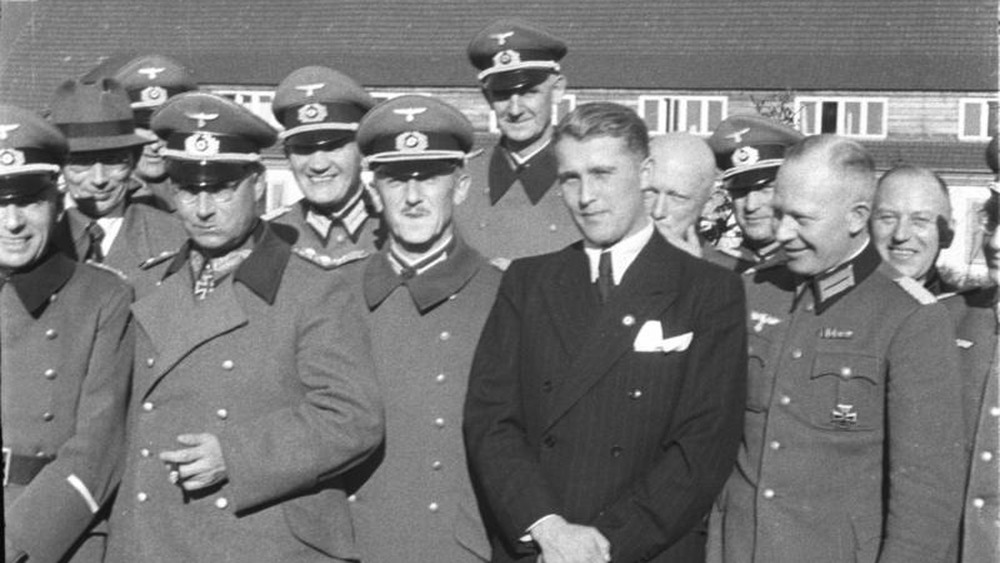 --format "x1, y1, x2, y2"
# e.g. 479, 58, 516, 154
392, 107, 427, 123
186, 112, 219, 128
494, 49, 521, 67
138, 67, 166, 80
297, 103, 328, 124
0, 149, 25, 168
185, 132, 220, 156
731, 146, 759, 166
396, 131, 429, 152
294, 83, 326, 98
490, 31, 515, 46
0, 124, 19, 141
140, 86, 167, 104
726, 127, 751, 144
